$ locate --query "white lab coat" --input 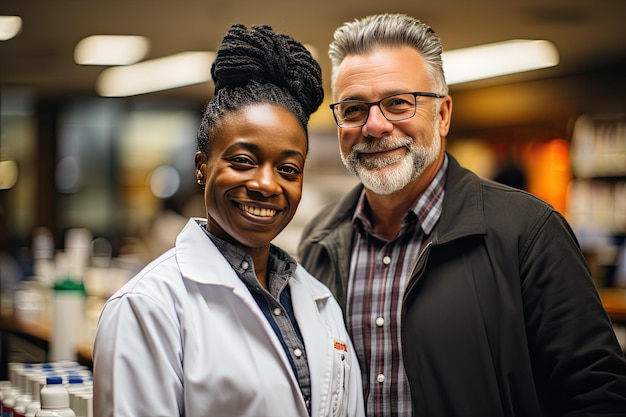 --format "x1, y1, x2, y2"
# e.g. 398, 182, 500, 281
93, 218, 364, 417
